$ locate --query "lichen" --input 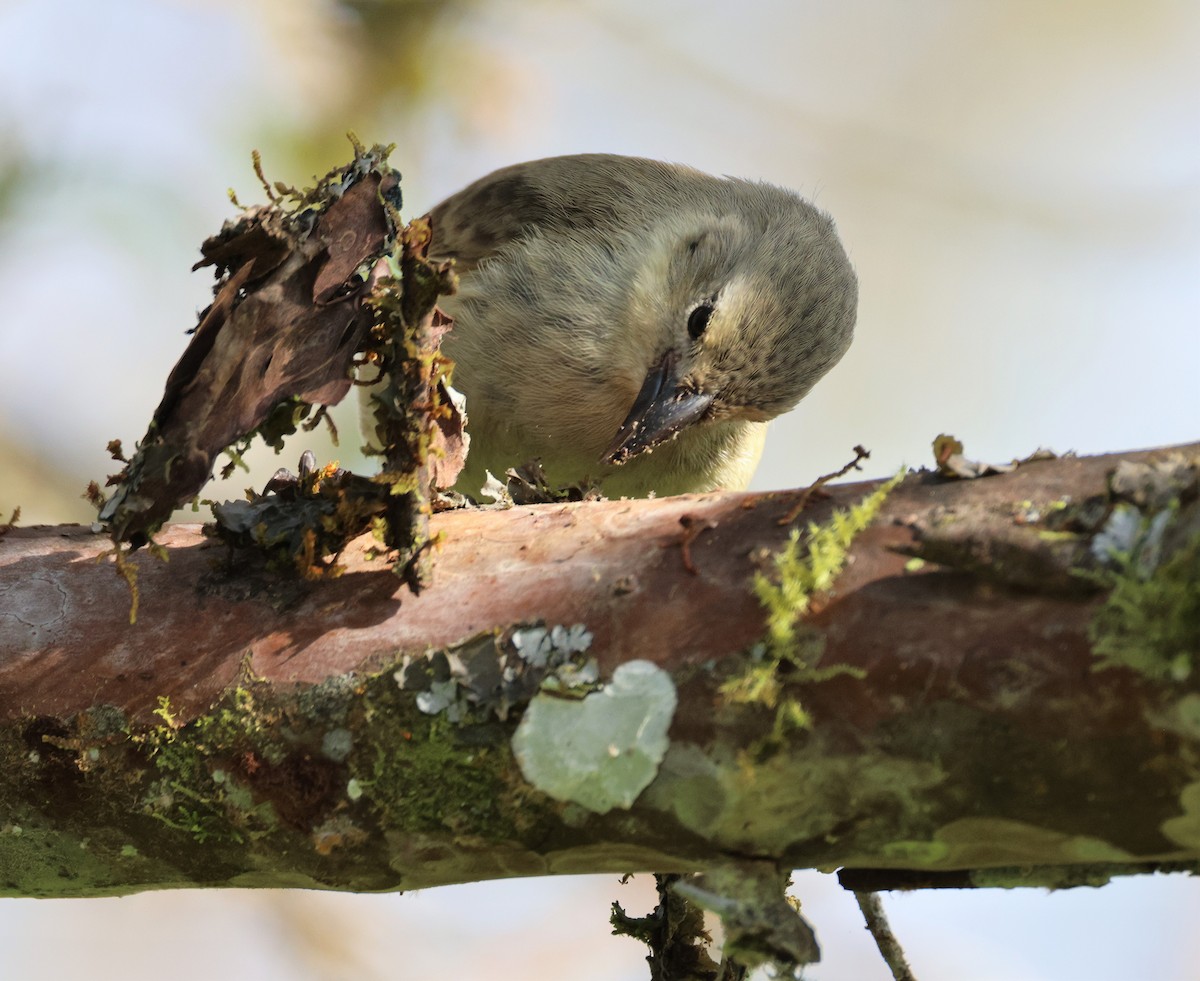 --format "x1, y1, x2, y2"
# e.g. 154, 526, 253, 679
846, 817, 1134, 880
210, 456, 397, 580
0, 641, 570, 897
671, 862, 820, 972
396, 623, 599, 723
511, 661, 677, 815
1161, 781, 1200, 851
642, 735, 946, 860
